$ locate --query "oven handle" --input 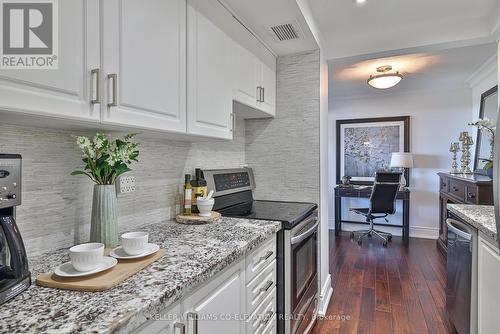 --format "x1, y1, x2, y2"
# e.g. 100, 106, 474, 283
291, 219, 319, 245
